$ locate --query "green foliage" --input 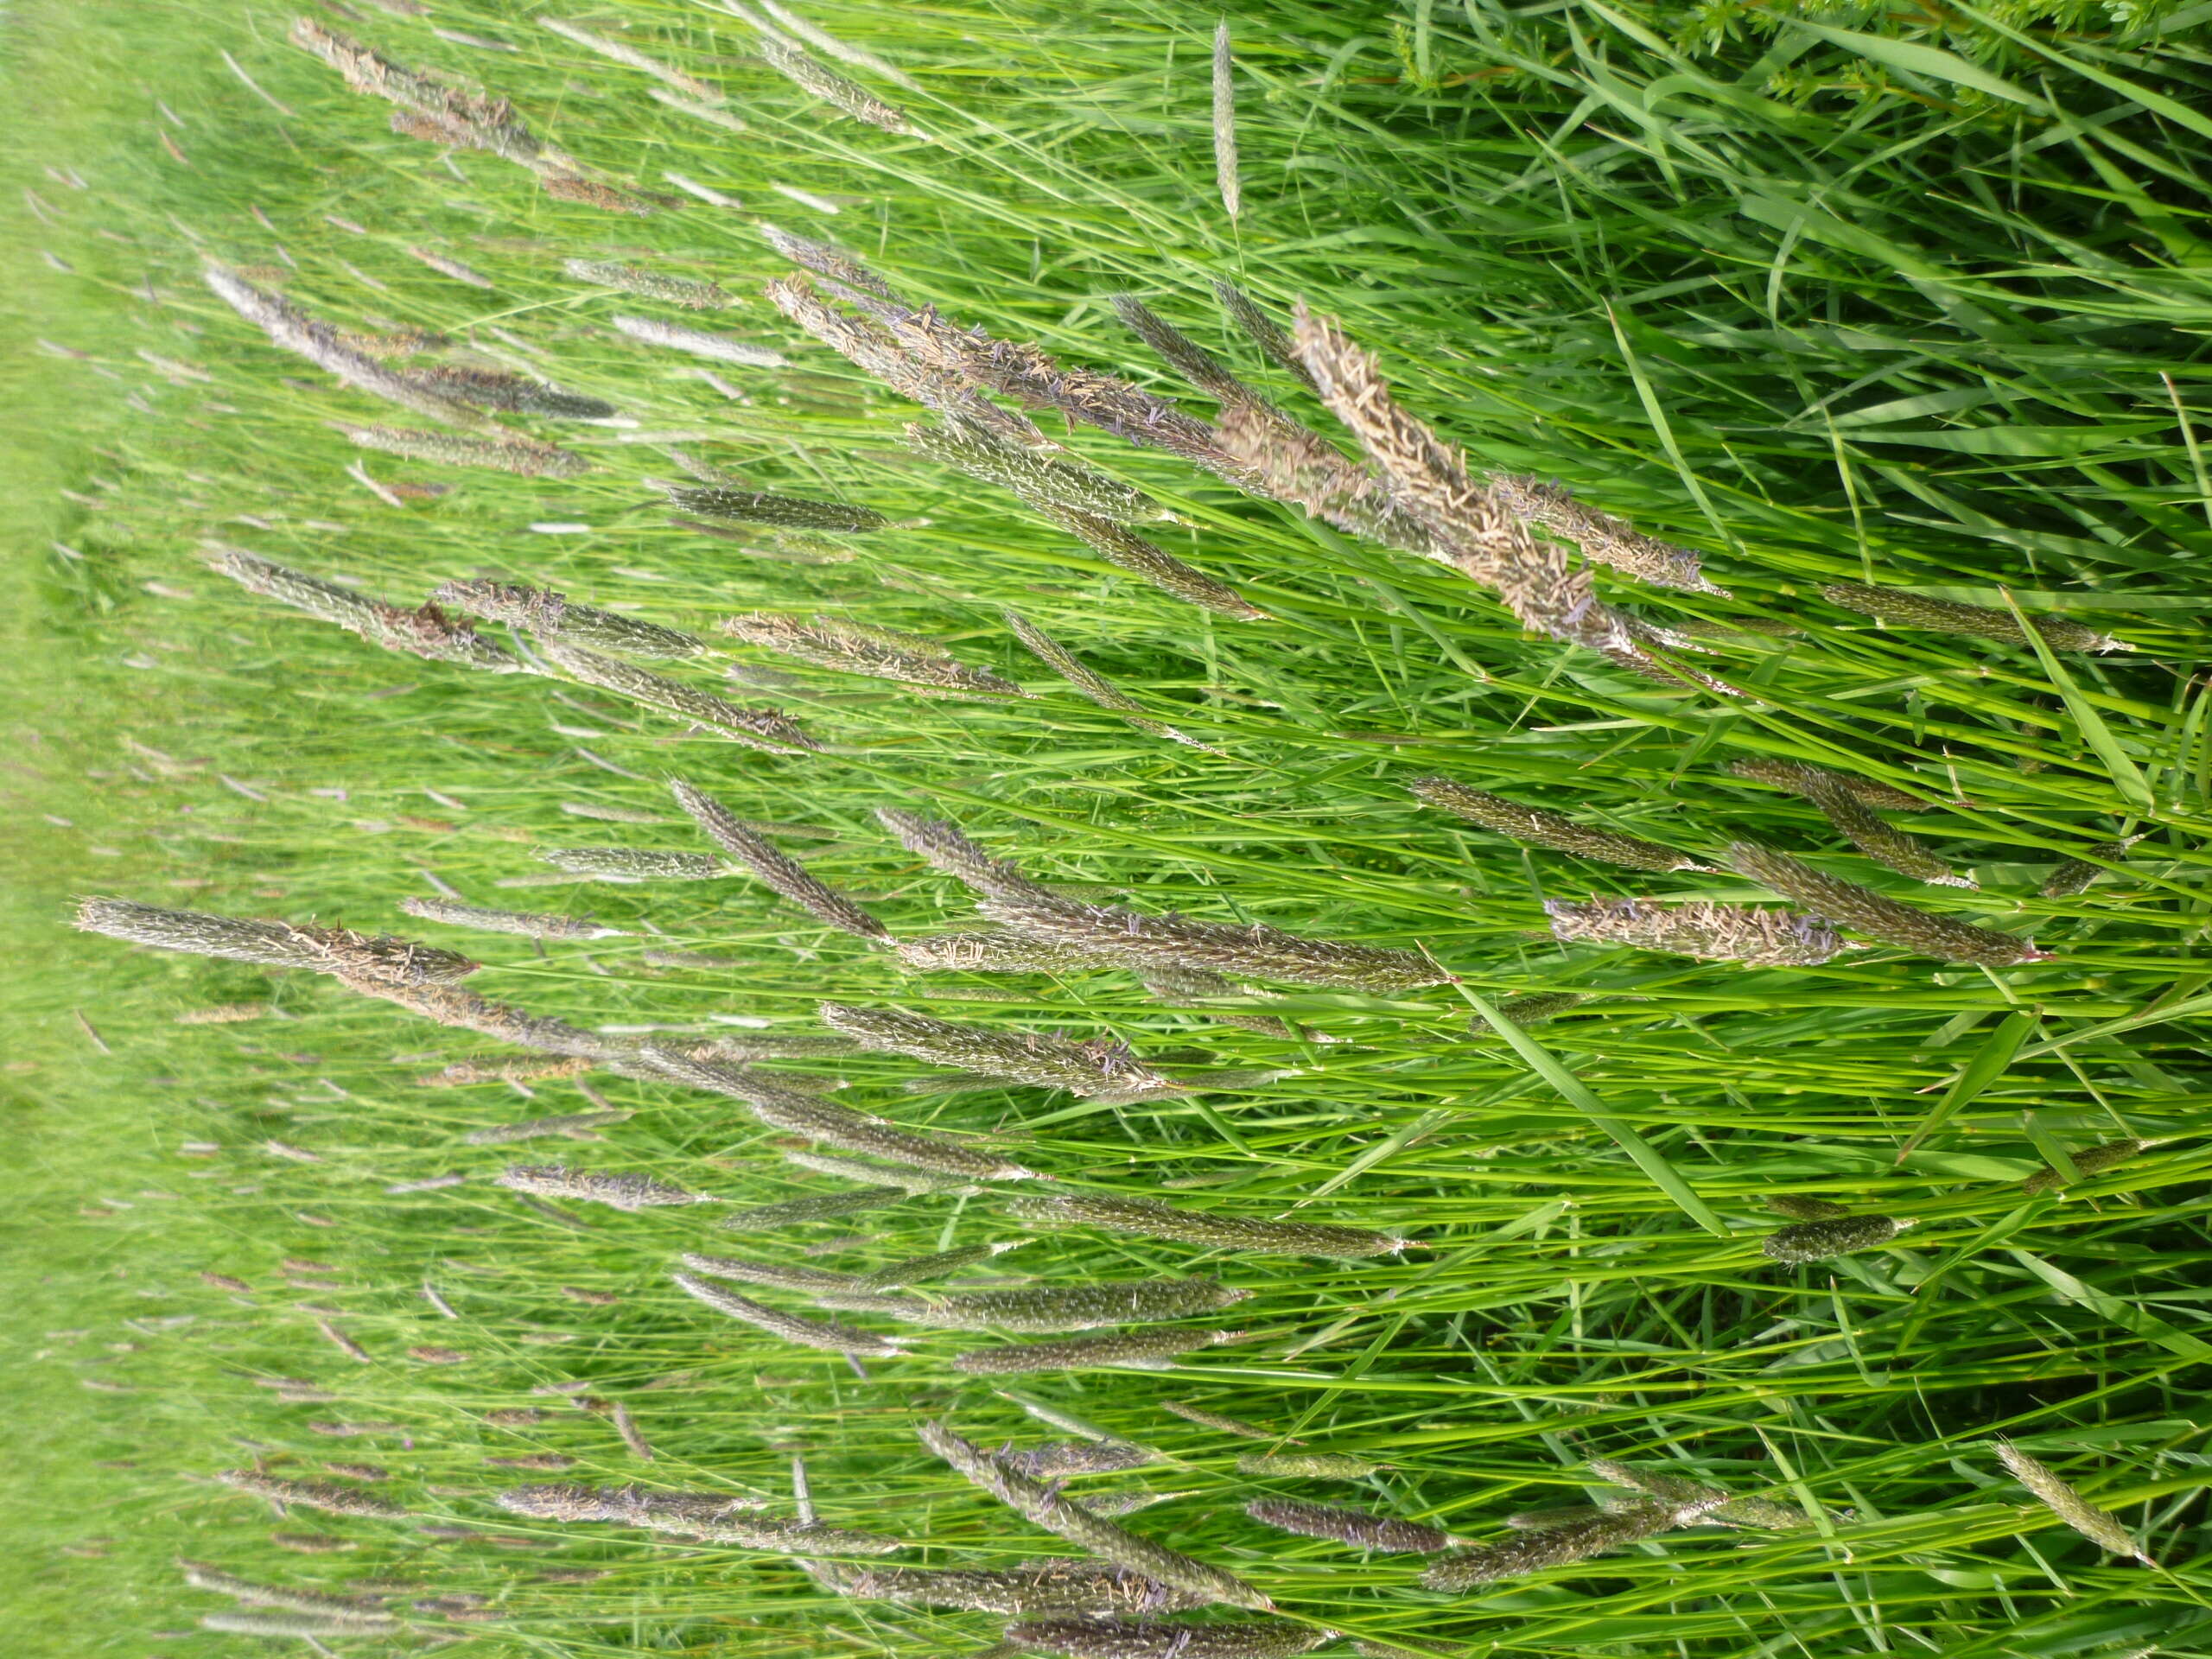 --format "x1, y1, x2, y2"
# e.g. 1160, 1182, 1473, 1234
4, 0, 2212, 1656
